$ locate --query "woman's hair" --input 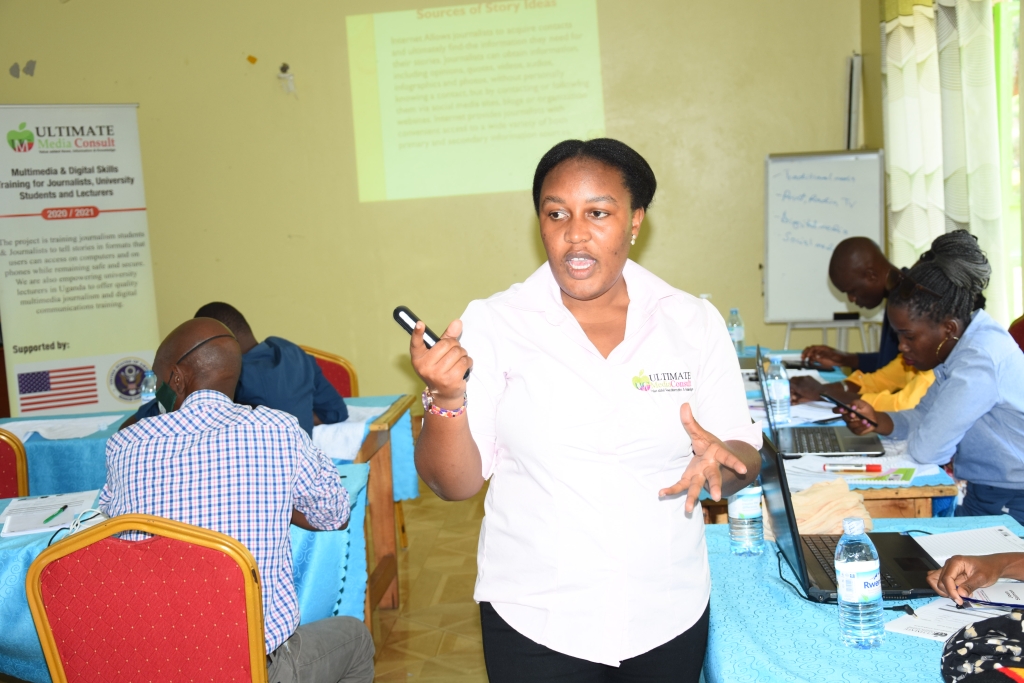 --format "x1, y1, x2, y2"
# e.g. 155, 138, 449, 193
888, 230, 991, 325
532, 138, 656, 214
